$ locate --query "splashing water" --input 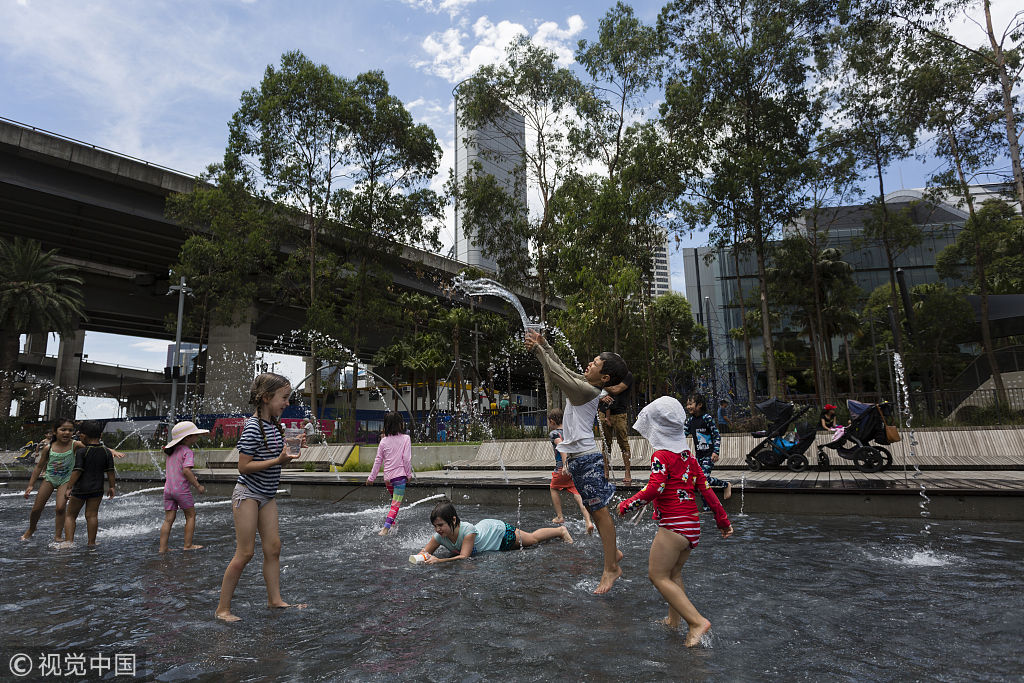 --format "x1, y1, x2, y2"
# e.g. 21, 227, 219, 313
452, 275, 532, 330
404, 493, 447, 510
737, 472, 747, 517
893, 352, 930, 534
547, 326, 582, 373
116, 486, 164, 499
